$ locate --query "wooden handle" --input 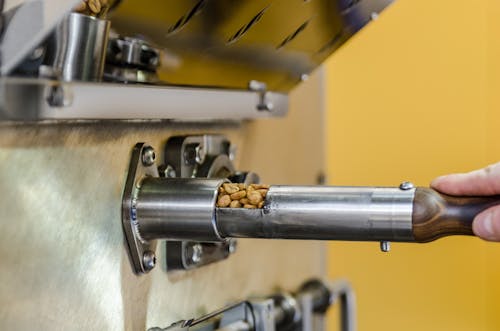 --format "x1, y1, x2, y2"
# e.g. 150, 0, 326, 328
412, 188, 500, 242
